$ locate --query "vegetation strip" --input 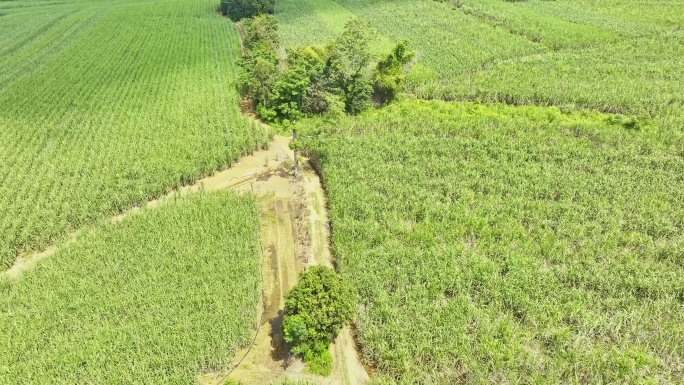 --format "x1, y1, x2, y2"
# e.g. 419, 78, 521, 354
0, 193, 262, 383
